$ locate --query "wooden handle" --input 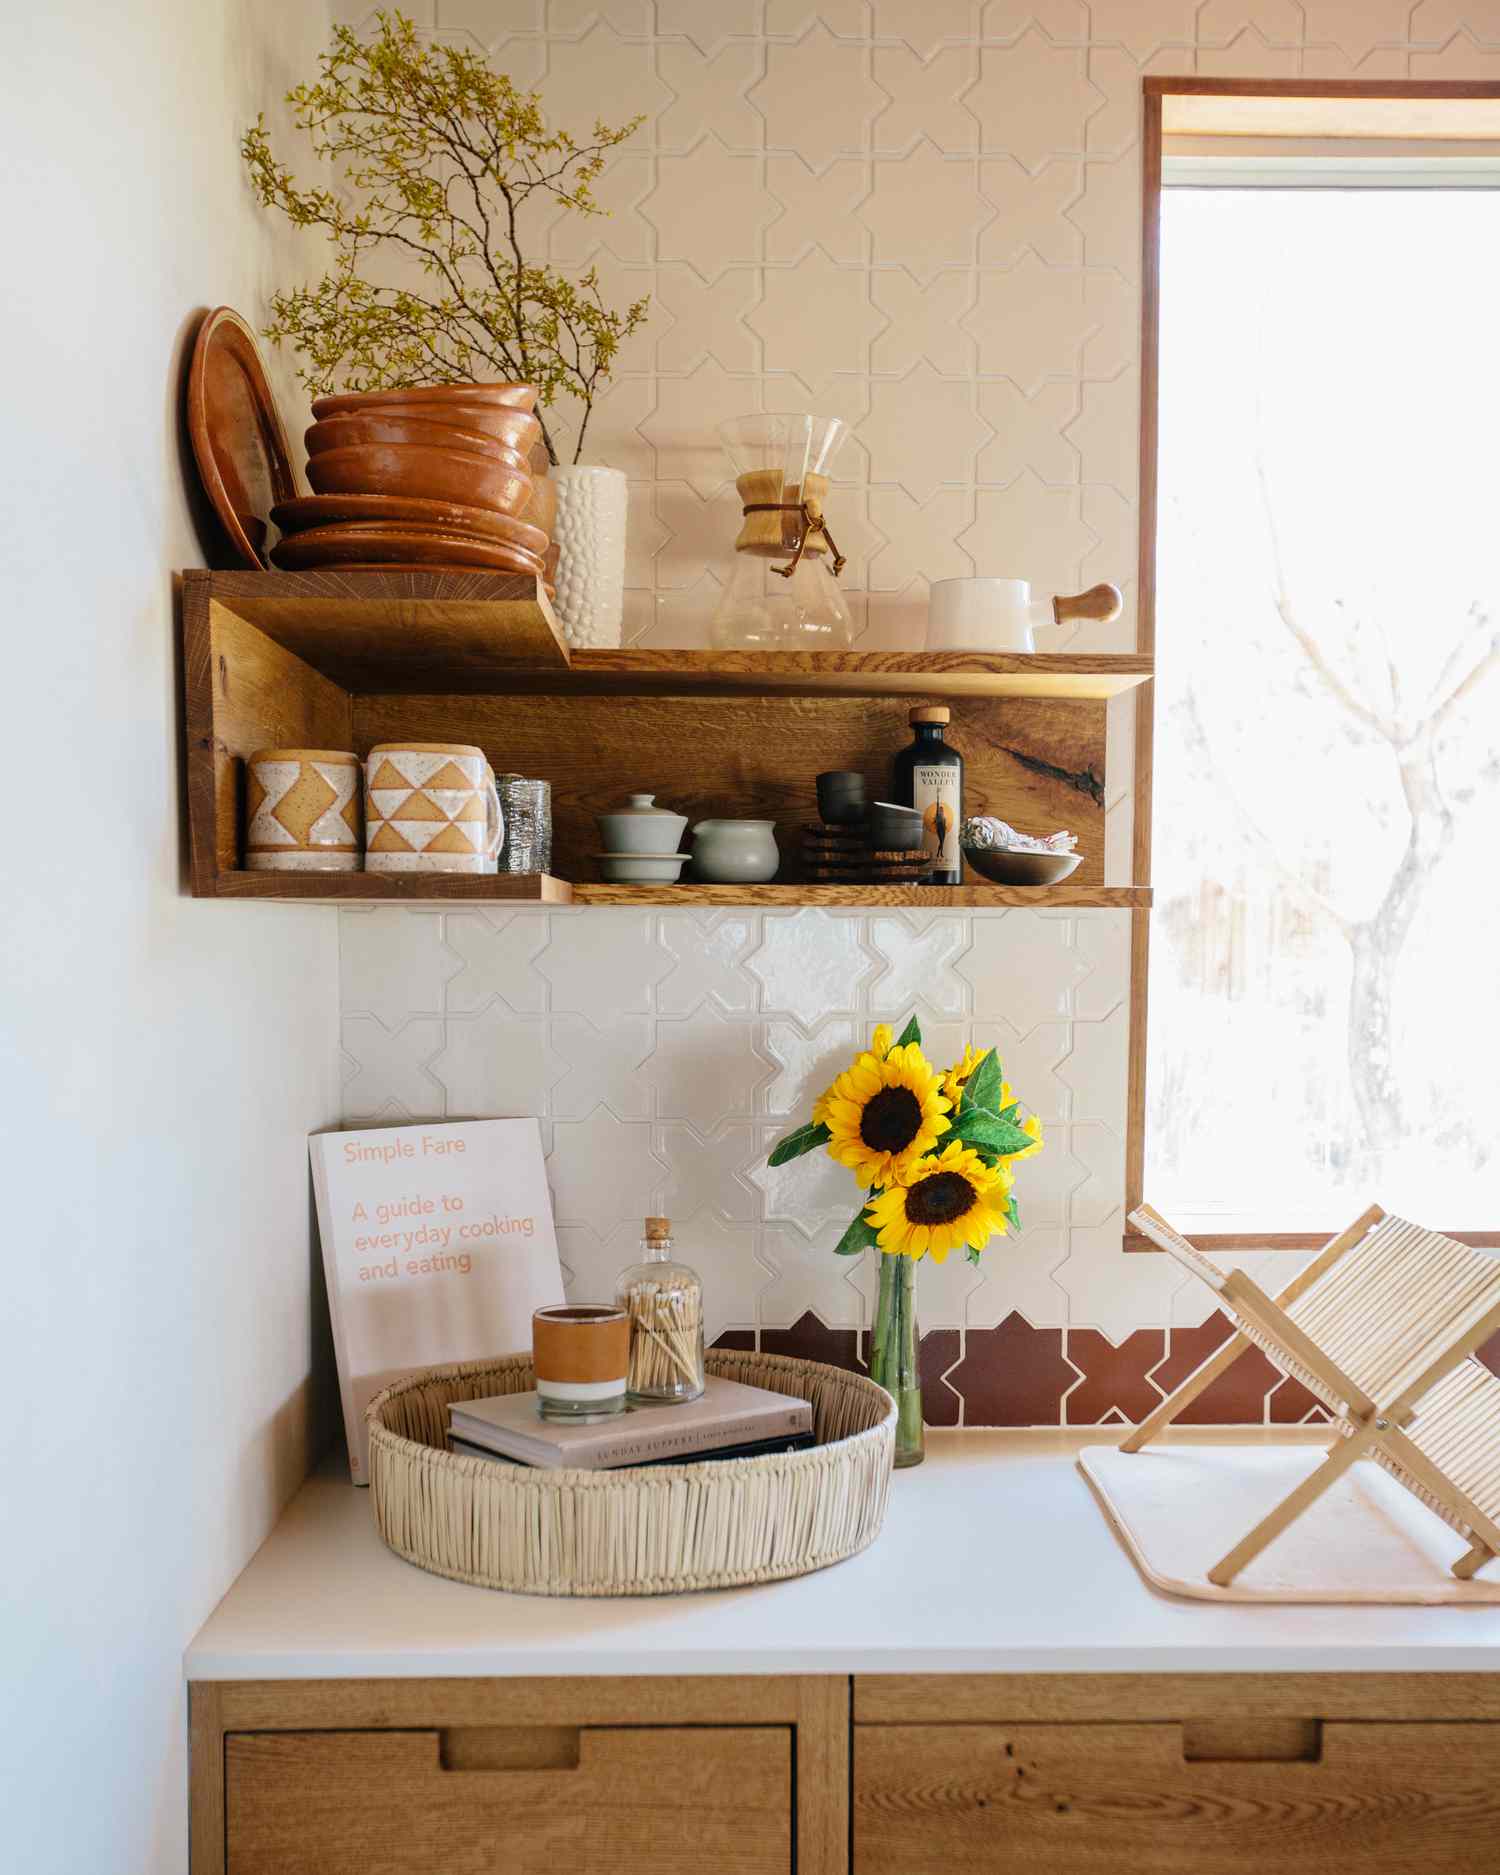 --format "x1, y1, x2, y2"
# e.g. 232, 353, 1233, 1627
1052, 582, 1123, 625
